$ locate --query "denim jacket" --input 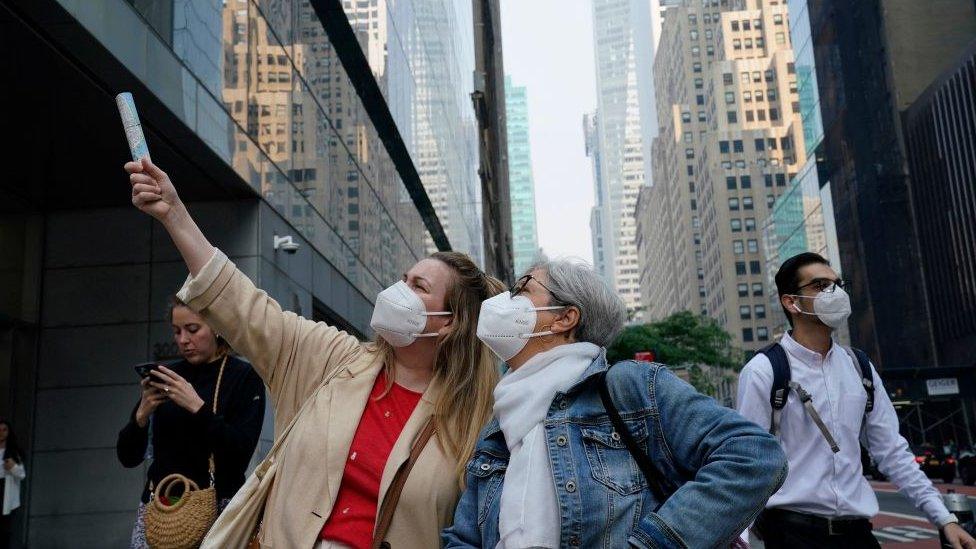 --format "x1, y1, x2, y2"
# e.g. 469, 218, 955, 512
443, 354, 788, 549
